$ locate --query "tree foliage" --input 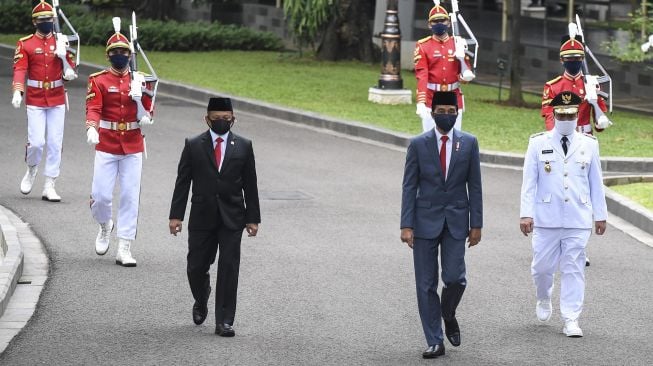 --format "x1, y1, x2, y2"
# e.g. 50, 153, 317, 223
283, 0, 335, 51
602, 3, 653, 62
